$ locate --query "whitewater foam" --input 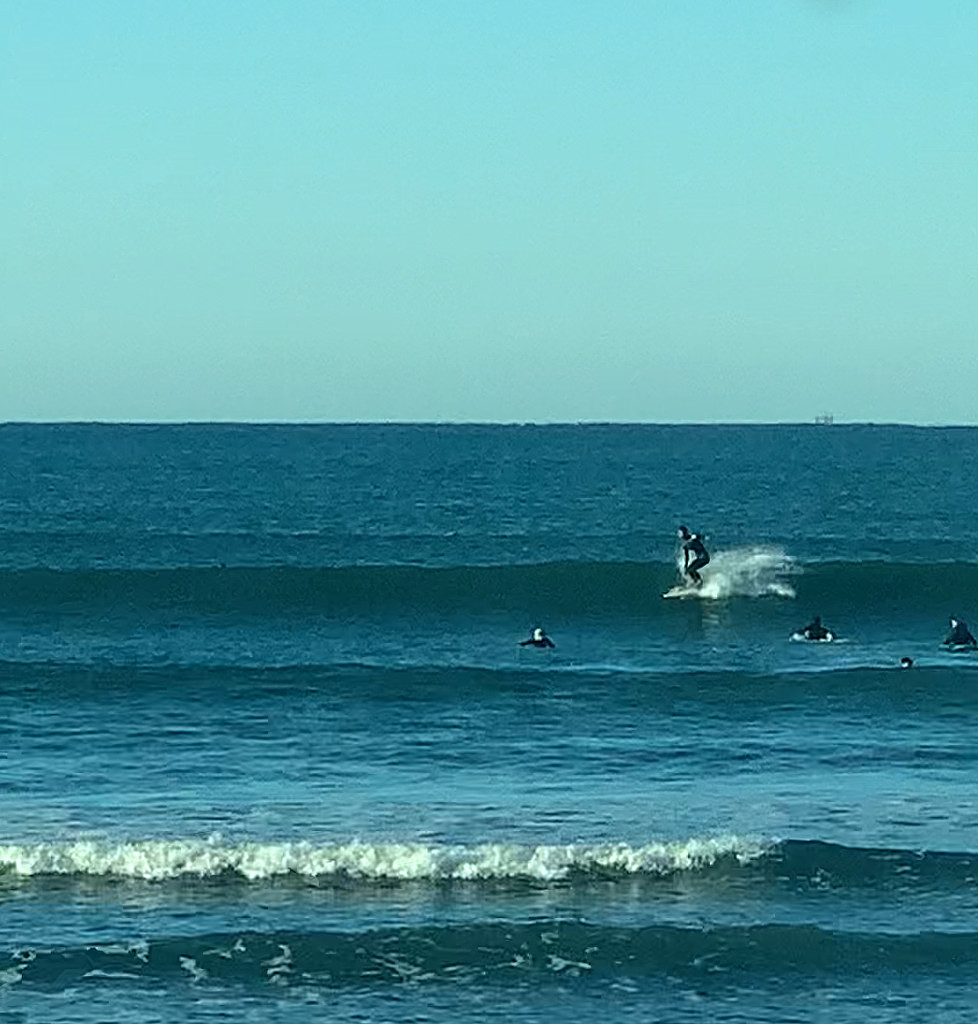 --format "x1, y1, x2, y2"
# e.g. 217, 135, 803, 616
0, 836, 769, 883
675, 545, 798, 600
